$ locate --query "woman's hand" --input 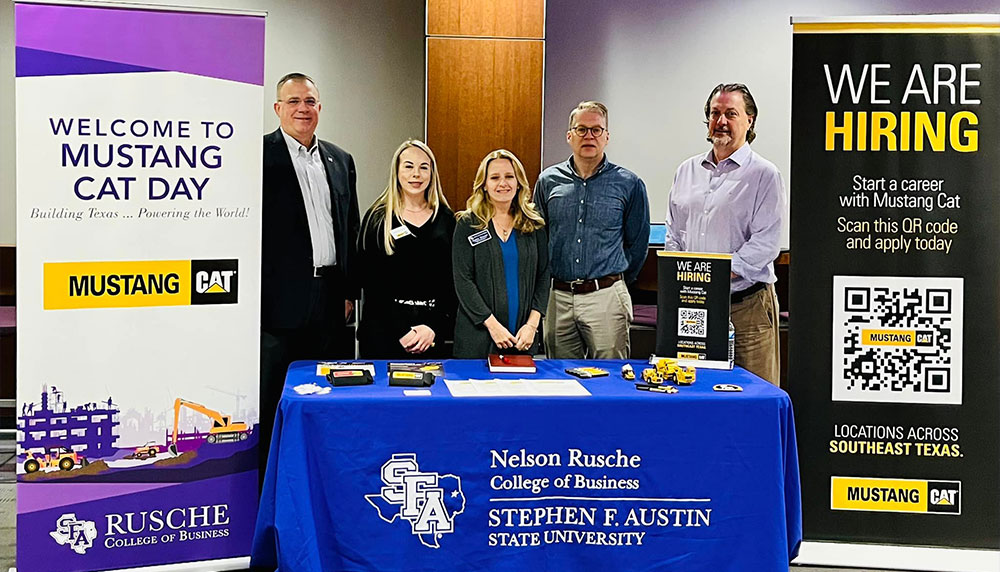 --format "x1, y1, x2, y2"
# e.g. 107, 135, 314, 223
514, 323, 538, 351
484, 315, 517, 349
400, 324, 436, 354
